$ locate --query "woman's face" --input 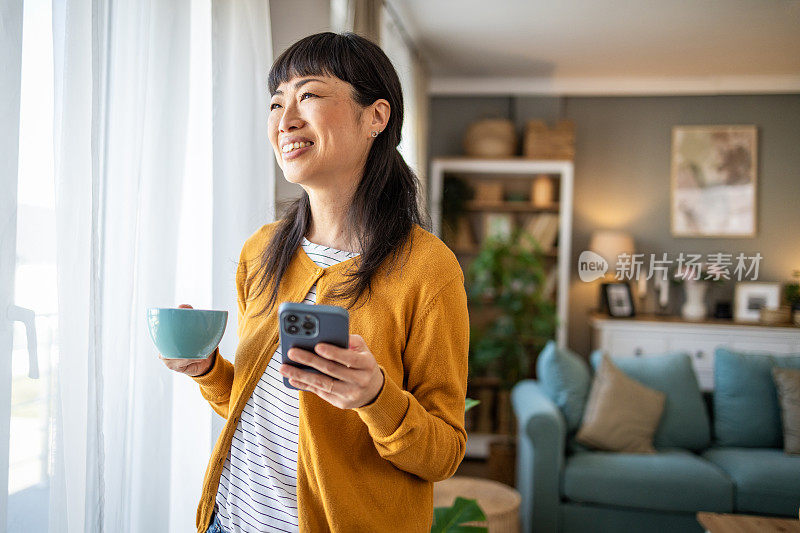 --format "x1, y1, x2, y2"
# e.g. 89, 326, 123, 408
268, 74, 388, 190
